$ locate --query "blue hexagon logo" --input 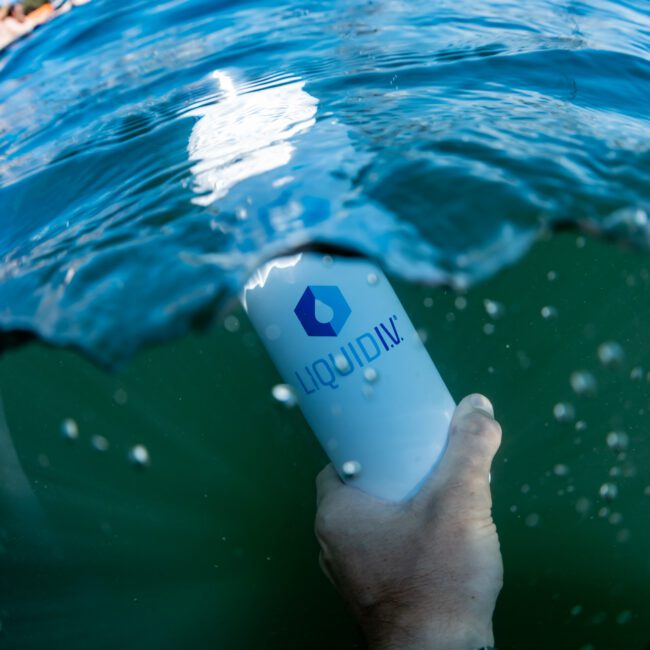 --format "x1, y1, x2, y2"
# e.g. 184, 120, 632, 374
294, 285, 351, 337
